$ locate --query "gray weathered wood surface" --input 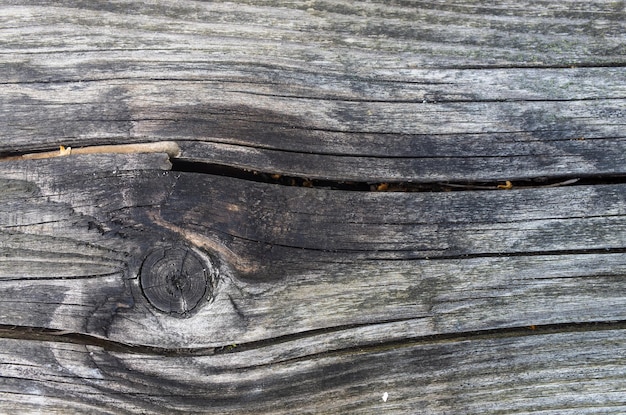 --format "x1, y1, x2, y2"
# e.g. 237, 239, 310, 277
1, 0, 625, 413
